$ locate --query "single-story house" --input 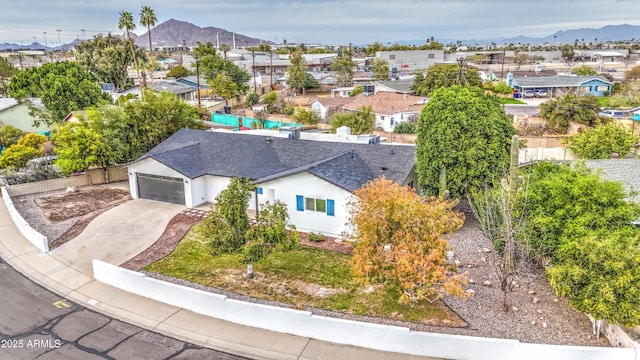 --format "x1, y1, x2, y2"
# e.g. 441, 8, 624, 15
340, 92, 427, 132
310, 97, 354, 121
508, 74, 613, 97
584, 159, 640, 225
0, 98, 51, 133
127, 128, 418, 237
